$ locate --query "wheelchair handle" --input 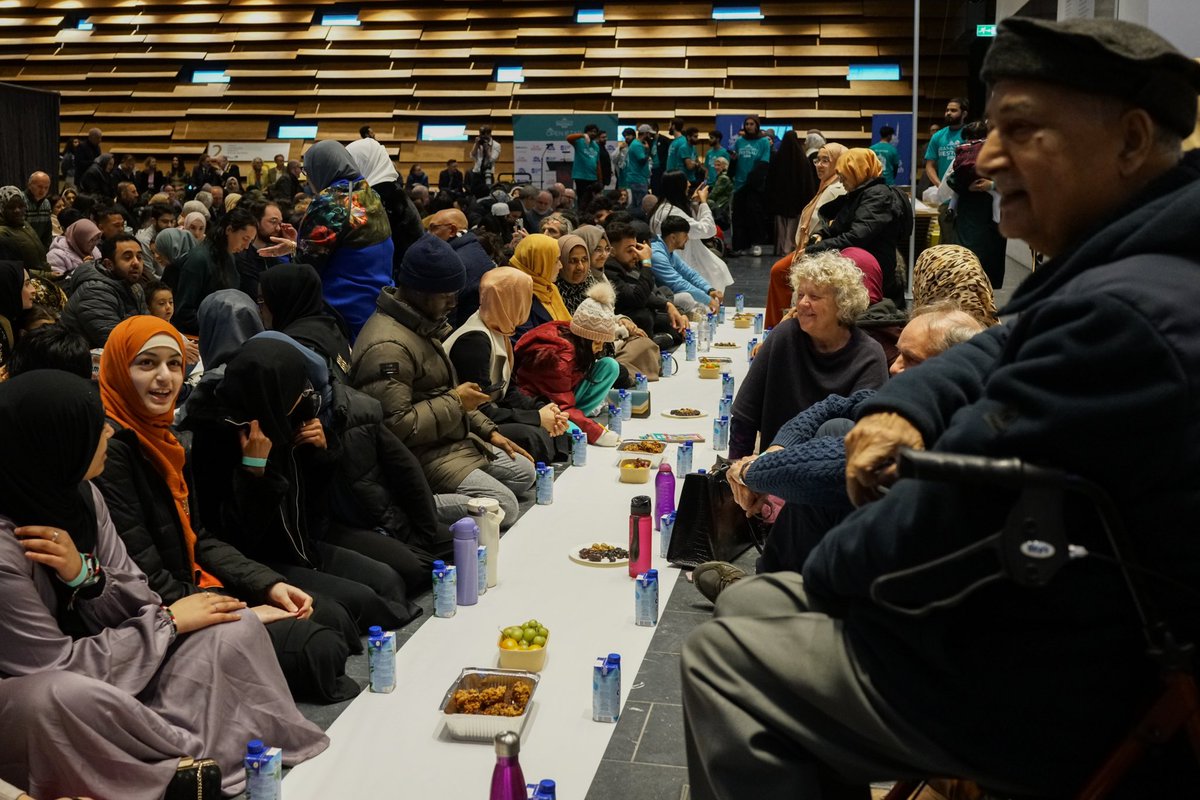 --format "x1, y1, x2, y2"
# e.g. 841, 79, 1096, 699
897, 448, 1068, 490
